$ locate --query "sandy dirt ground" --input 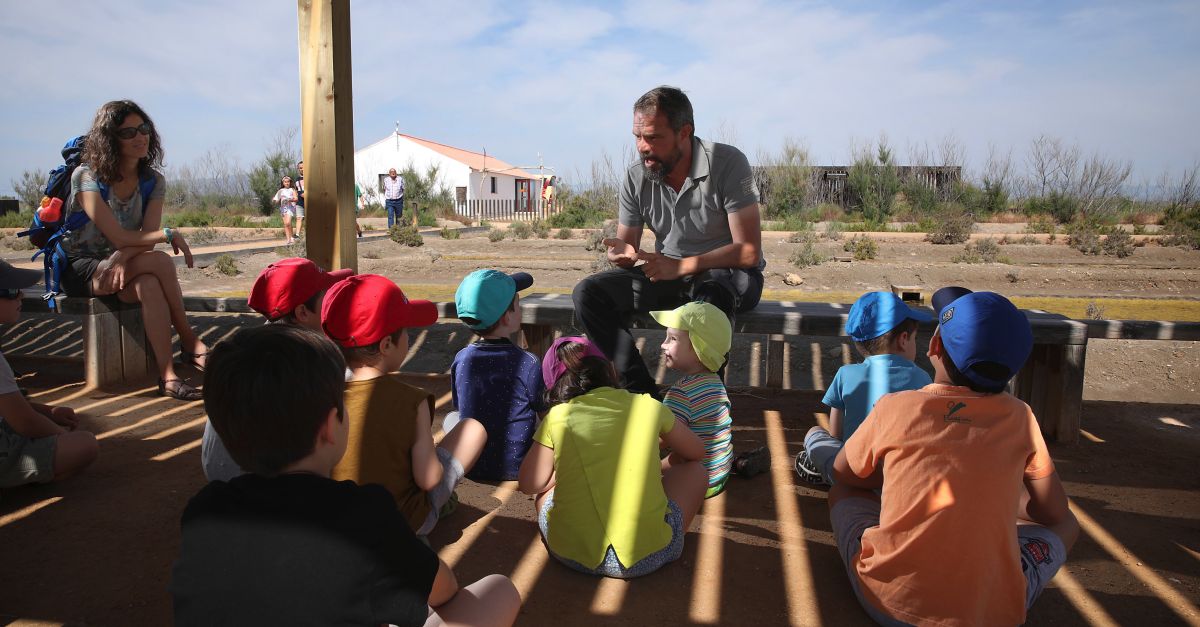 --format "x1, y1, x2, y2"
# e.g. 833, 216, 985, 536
0, 222, 1197, 625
